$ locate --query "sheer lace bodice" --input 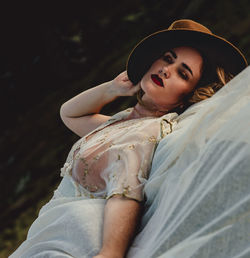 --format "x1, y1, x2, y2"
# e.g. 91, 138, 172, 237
60, 108, 177, 201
